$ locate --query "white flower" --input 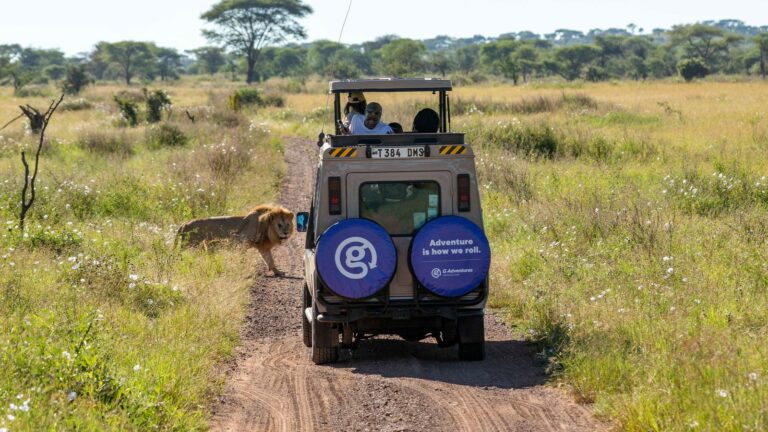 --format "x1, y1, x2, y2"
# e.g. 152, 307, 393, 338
716, 389, 728, 398
128, 283, 136, 289
748, 372, 758, 382
133, 364, 141, 372
128, 274, 138, 281
6, 414, 14, 421
62, 351, 71, 360
68, 391, 77, 402
0, 426, 8, 432
666, 267, 674, 275
71, 263, 80, 270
